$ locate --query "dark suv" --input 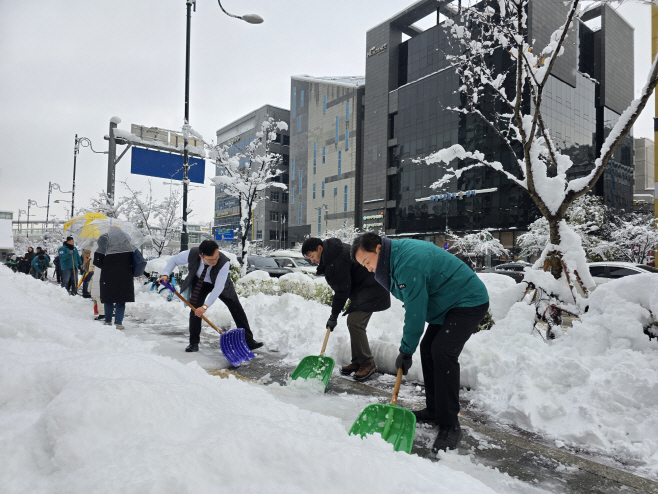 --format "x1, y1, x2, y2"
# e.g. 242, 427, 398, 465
246, 256, 293, 278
